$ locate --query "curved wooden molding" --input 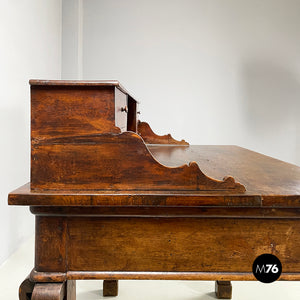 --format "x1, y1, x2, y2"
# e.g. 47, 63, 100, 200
31, 132, 245, 193
138, 121, 189, 145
